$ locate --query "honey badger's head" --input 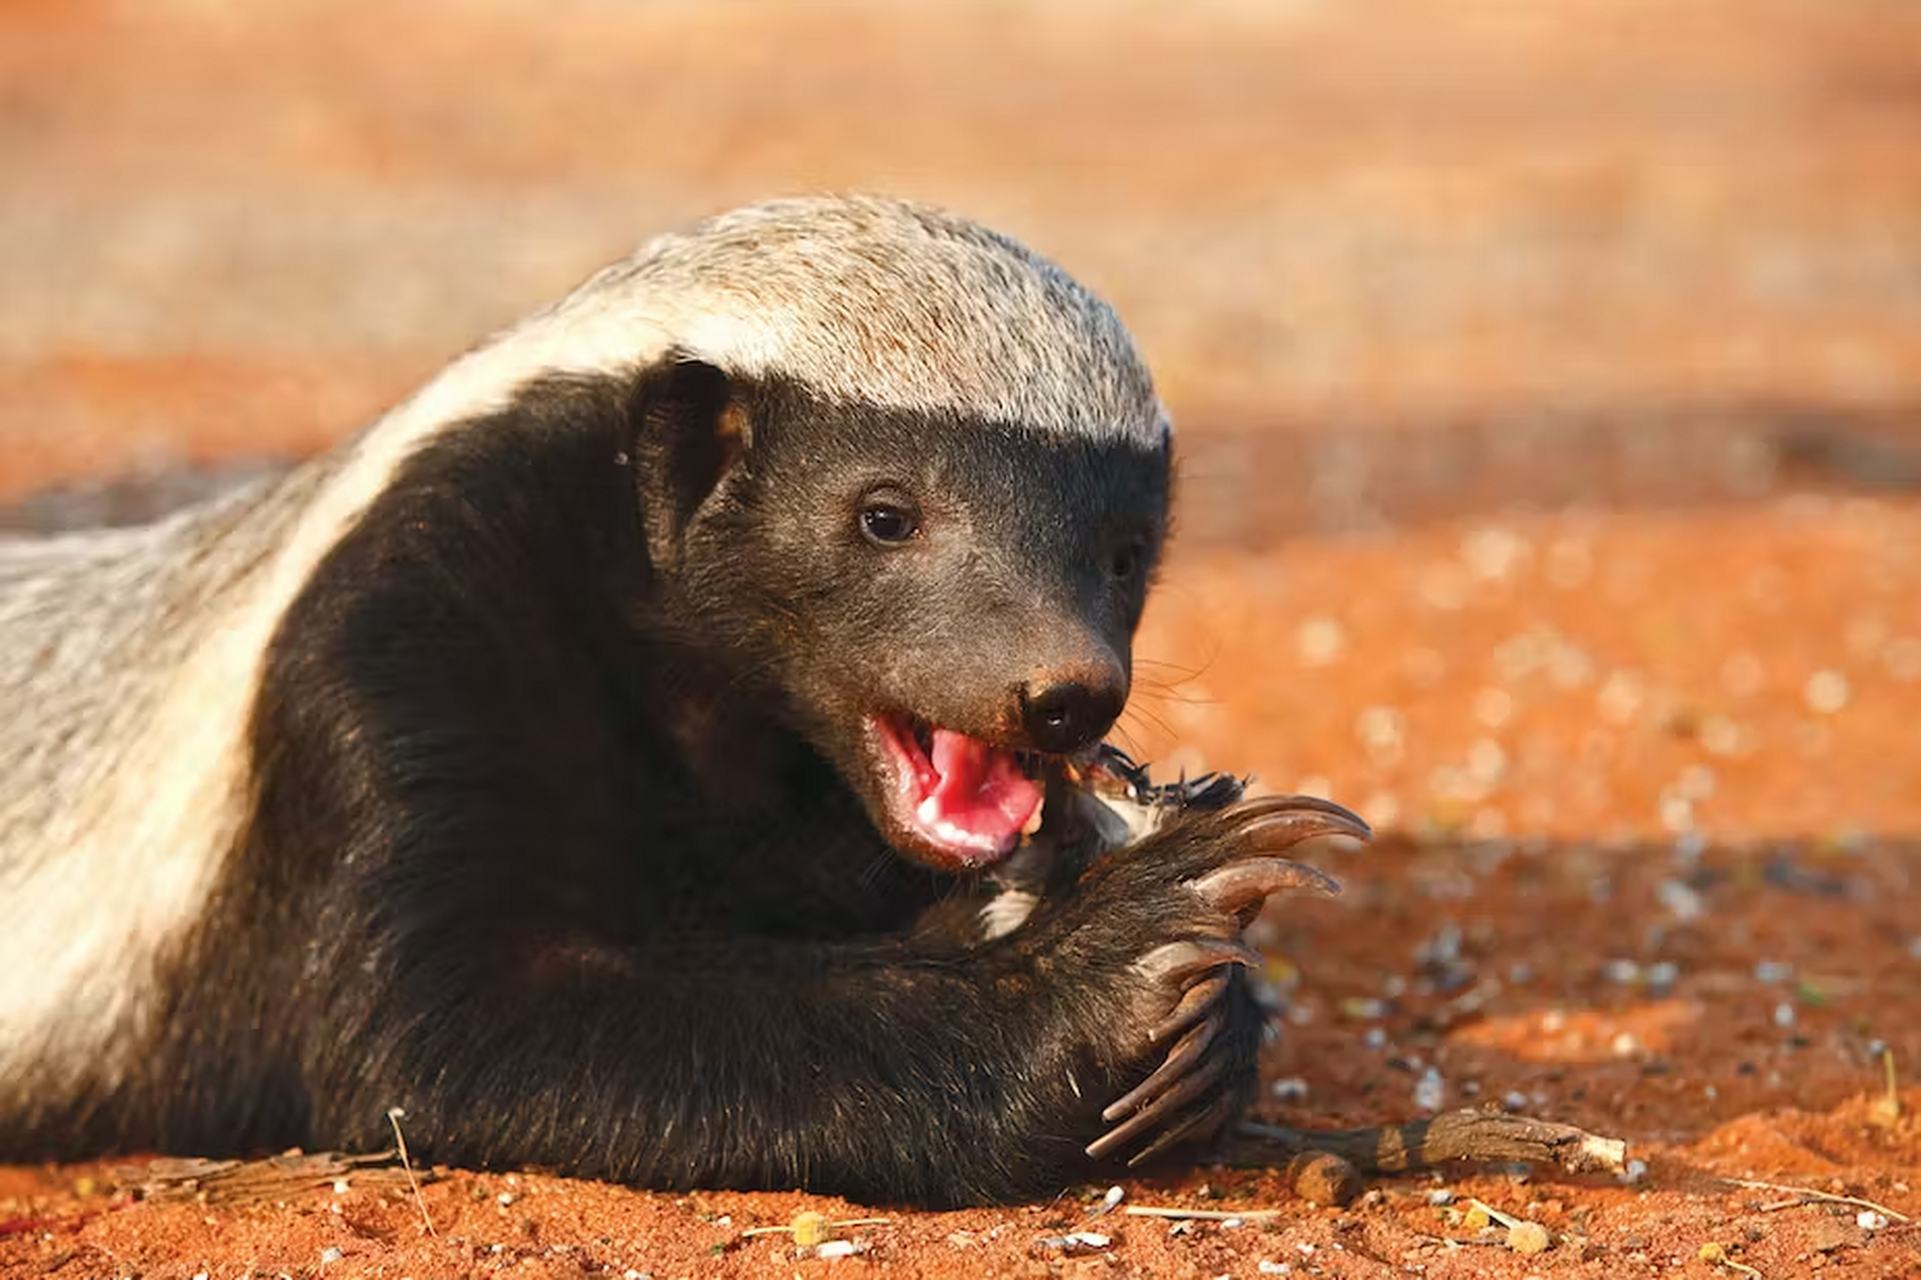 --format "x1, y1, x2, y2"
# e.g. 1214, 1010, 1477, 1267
611, 197, 1171, 872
